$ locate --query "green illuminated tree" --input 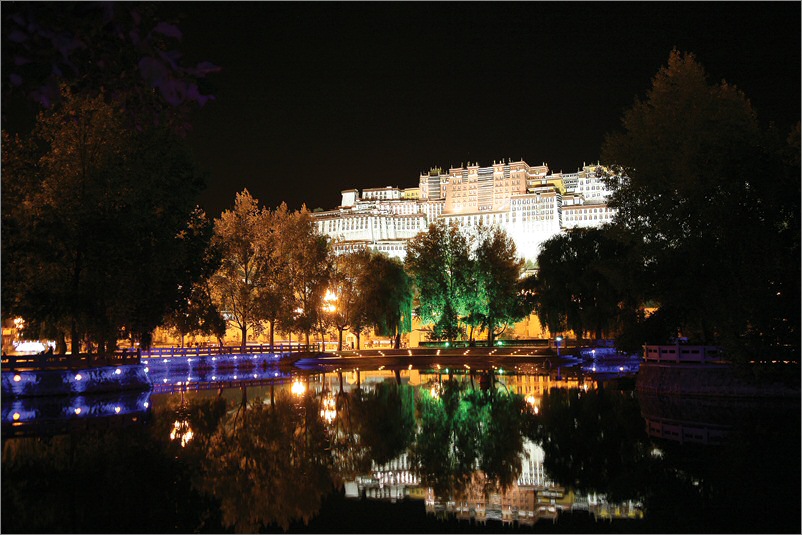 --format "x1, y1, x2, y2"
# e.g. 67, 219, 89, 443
405, 221, 471, 342
473, 226, 526, 346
